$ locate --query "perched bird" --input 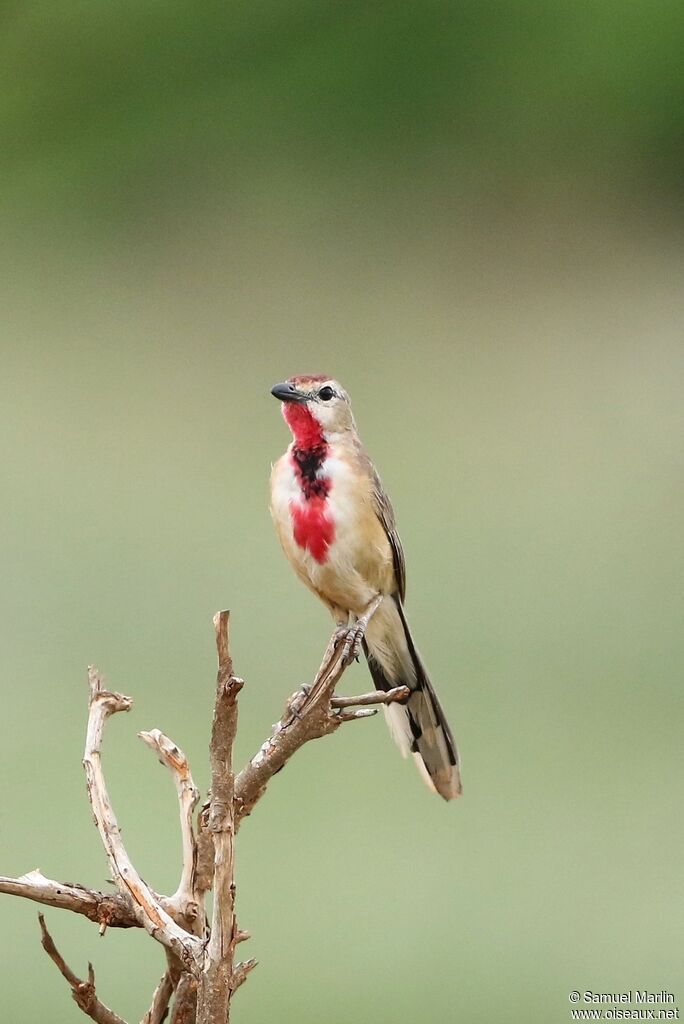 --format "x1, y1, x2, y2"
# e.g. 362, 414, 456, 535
269, 375, 461, 800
